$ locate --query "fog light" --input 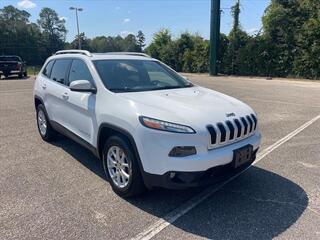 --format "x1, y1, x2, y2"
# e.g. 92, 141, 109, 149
169, 146, 197, 157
